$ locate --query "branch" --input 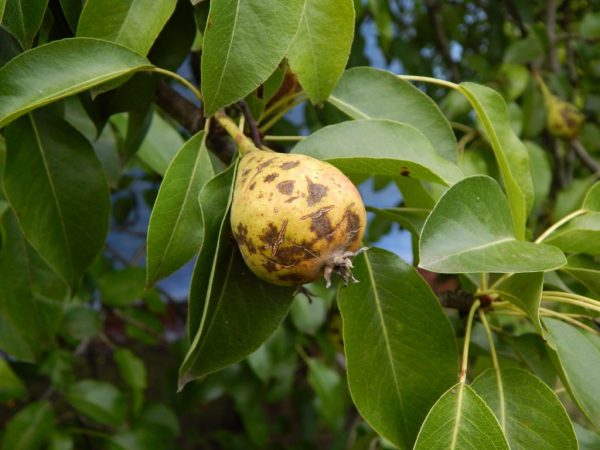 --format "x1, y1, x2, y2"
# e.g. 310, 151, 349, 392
545, 0, 559, 72
237, 100, 262, 147
425, 0, 460, 82
572, 140, 600, 177
154, 81, 204, 134
504, 0, 528, 37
